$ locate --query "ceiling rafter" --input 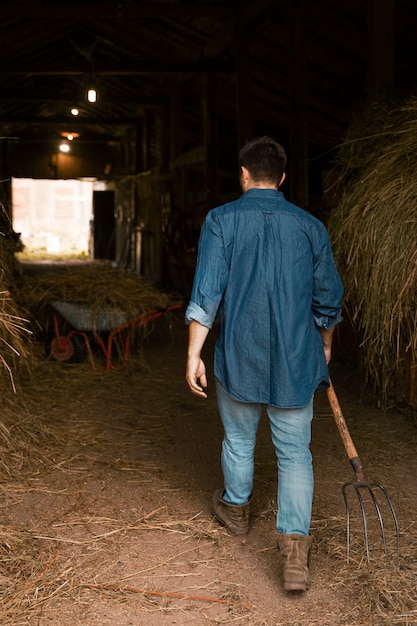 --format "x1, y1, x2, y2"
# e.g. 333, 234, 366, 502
0, 60, 235, 75
0, 2, 236, 19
